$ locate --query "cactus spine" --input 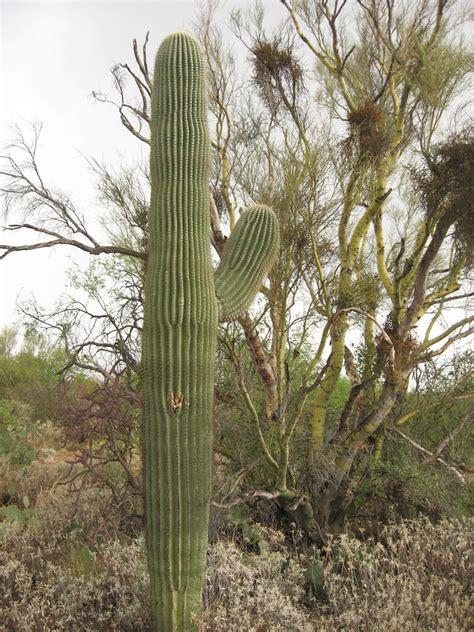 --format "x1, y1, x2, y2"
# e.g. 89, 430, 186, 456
143, 32, 279, 631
